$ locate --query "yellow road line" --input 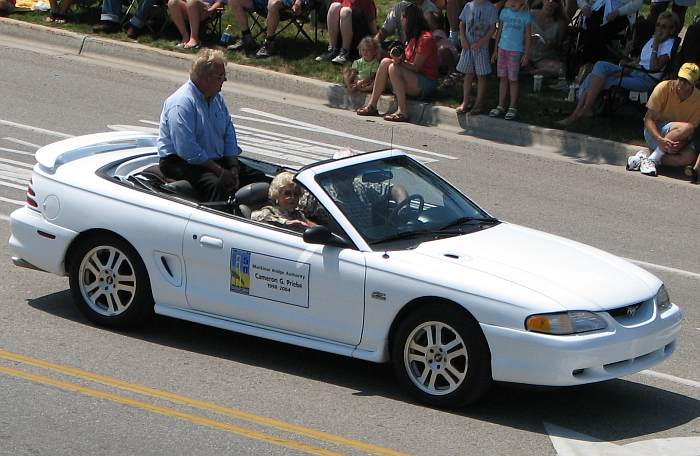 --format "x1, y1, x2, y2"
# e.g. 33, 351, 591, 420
0, 364, 344, 456
0, 349, 407, 456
